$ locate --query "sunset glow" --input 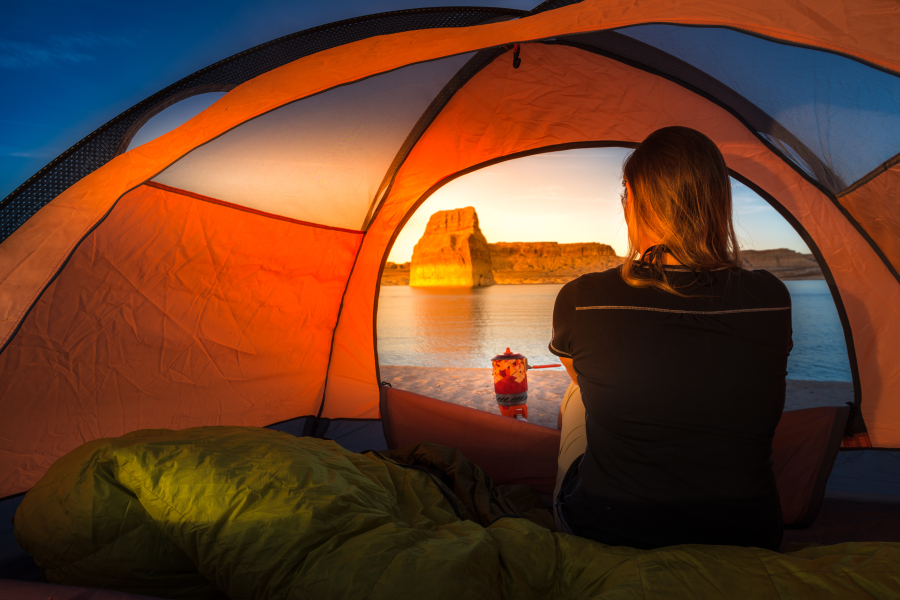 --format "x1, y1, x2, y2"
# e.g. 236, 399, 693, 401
388, 147, 811, 263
